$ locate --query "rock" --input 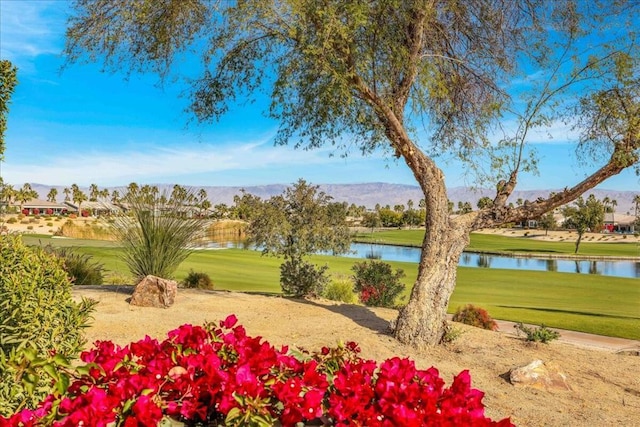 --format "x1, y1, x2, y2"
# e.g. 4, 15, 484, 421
508, 359, 571, 391
616, 346, 640, 356
130, 275, 177, 308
